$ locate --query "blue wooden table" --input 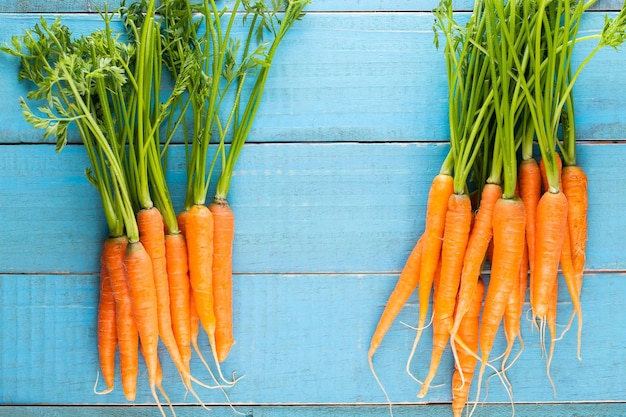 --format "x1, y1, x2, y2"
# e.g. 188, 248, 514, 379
1, 1, 625, 416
